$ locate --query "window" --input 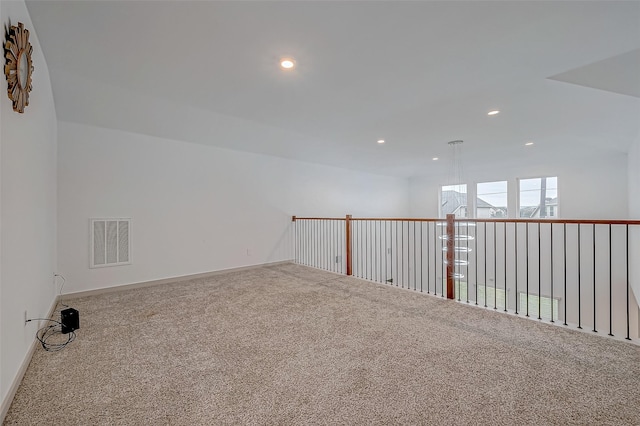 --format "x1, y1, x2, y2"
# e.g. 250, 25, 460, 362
440, 184, 467, 218
456, 282, 507, 310
518, 177, 558, 218
519, 293, 559, 320
477, 181, 508, 218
